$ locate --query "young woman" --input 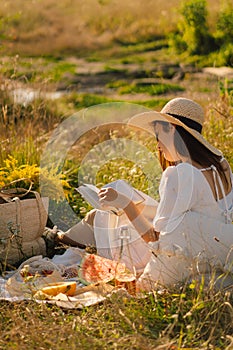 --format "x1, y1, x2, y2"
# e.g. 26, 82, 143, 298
57, 98, 233, 289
